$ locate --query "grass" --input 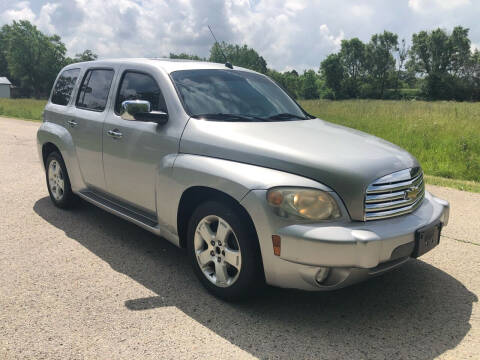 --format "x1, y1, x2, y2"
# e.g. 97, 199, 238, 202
1, 98, 479, 192
300, 100, 480, 187
0, 98, 46, 121
424, 175, 480, 193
